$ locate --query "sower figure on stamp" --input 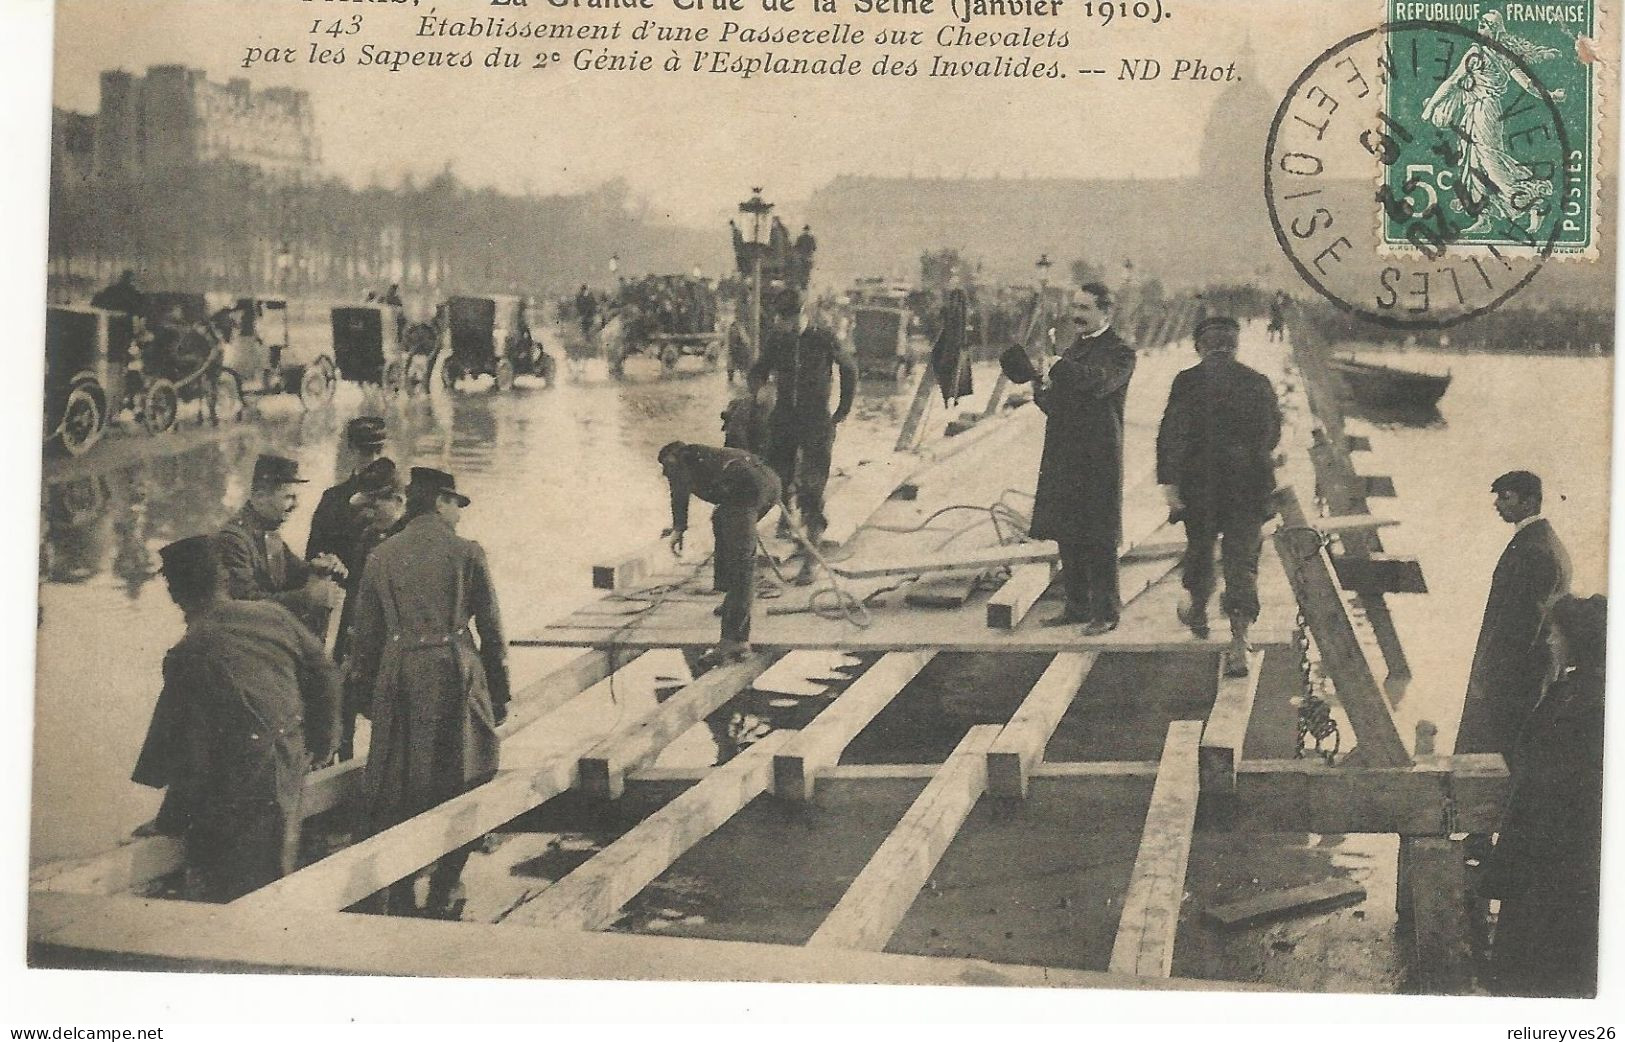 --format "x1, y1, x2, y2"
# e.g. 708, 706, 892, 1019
1456, 470, 1571, 761
217, 454, 346, 636
1156, 315, 1282, 677
131, 536, 340, 902
660, 441, 782, 666
747, 286, 856, 565
1028, 282, 1137, 635
346, 467, 510, 919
